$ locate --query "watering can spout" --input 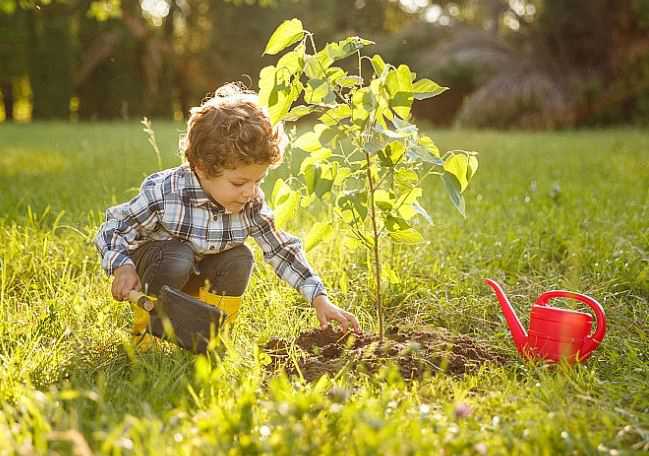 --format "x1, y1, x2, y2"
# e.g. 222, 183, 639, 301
485, 279, 528, 355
